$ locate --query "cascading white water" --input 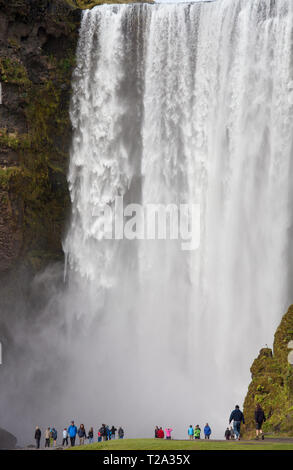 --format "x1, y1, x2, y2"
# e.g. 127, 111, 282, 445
62, 0, 293, 437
